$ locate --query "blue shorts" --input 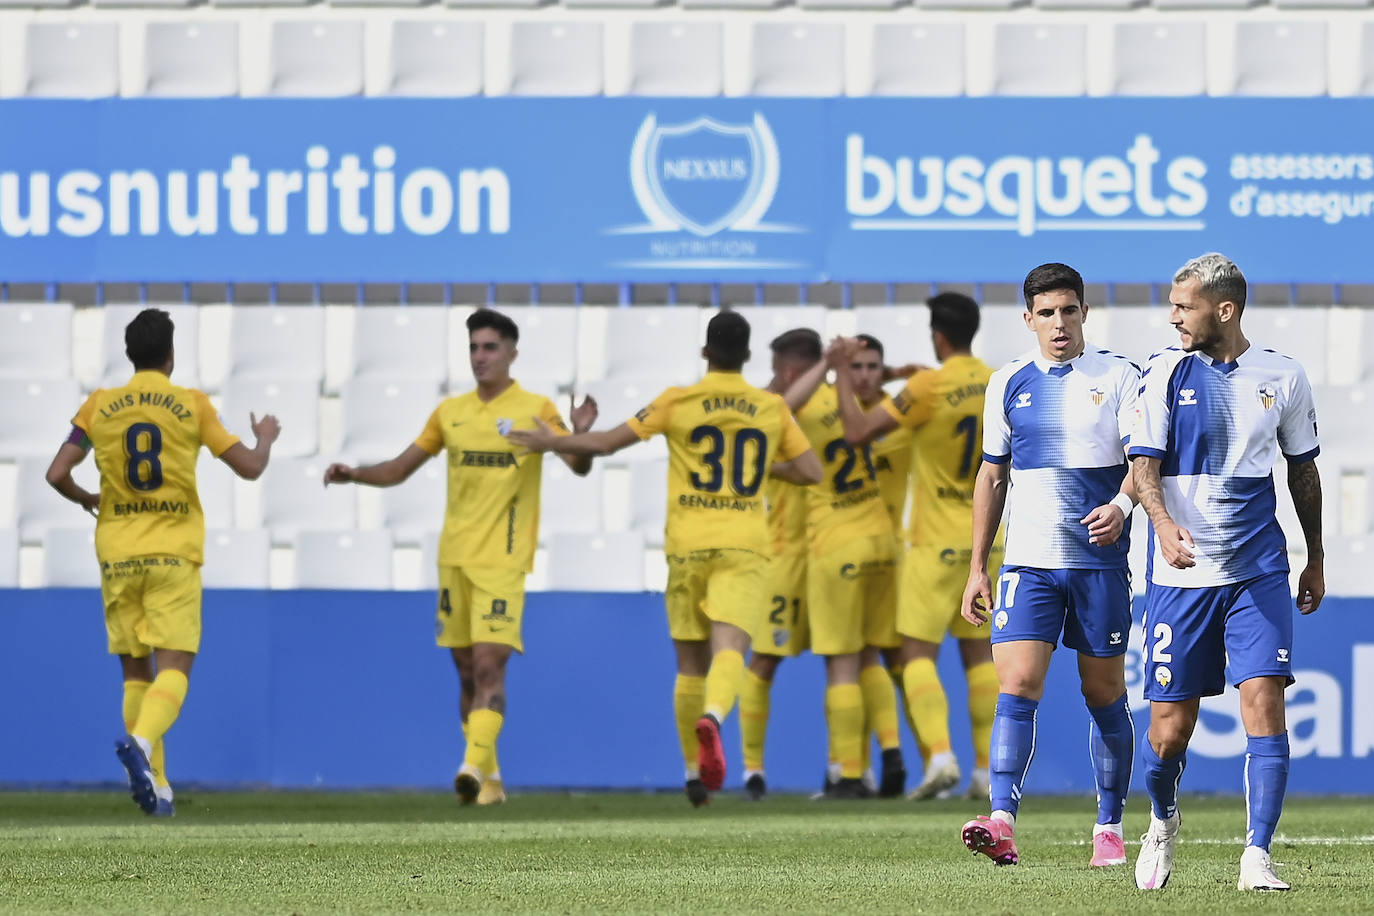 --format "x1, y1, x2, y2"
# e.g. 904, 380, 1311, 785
989, 565, 1133, 657
1141, 571, 1294, 701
